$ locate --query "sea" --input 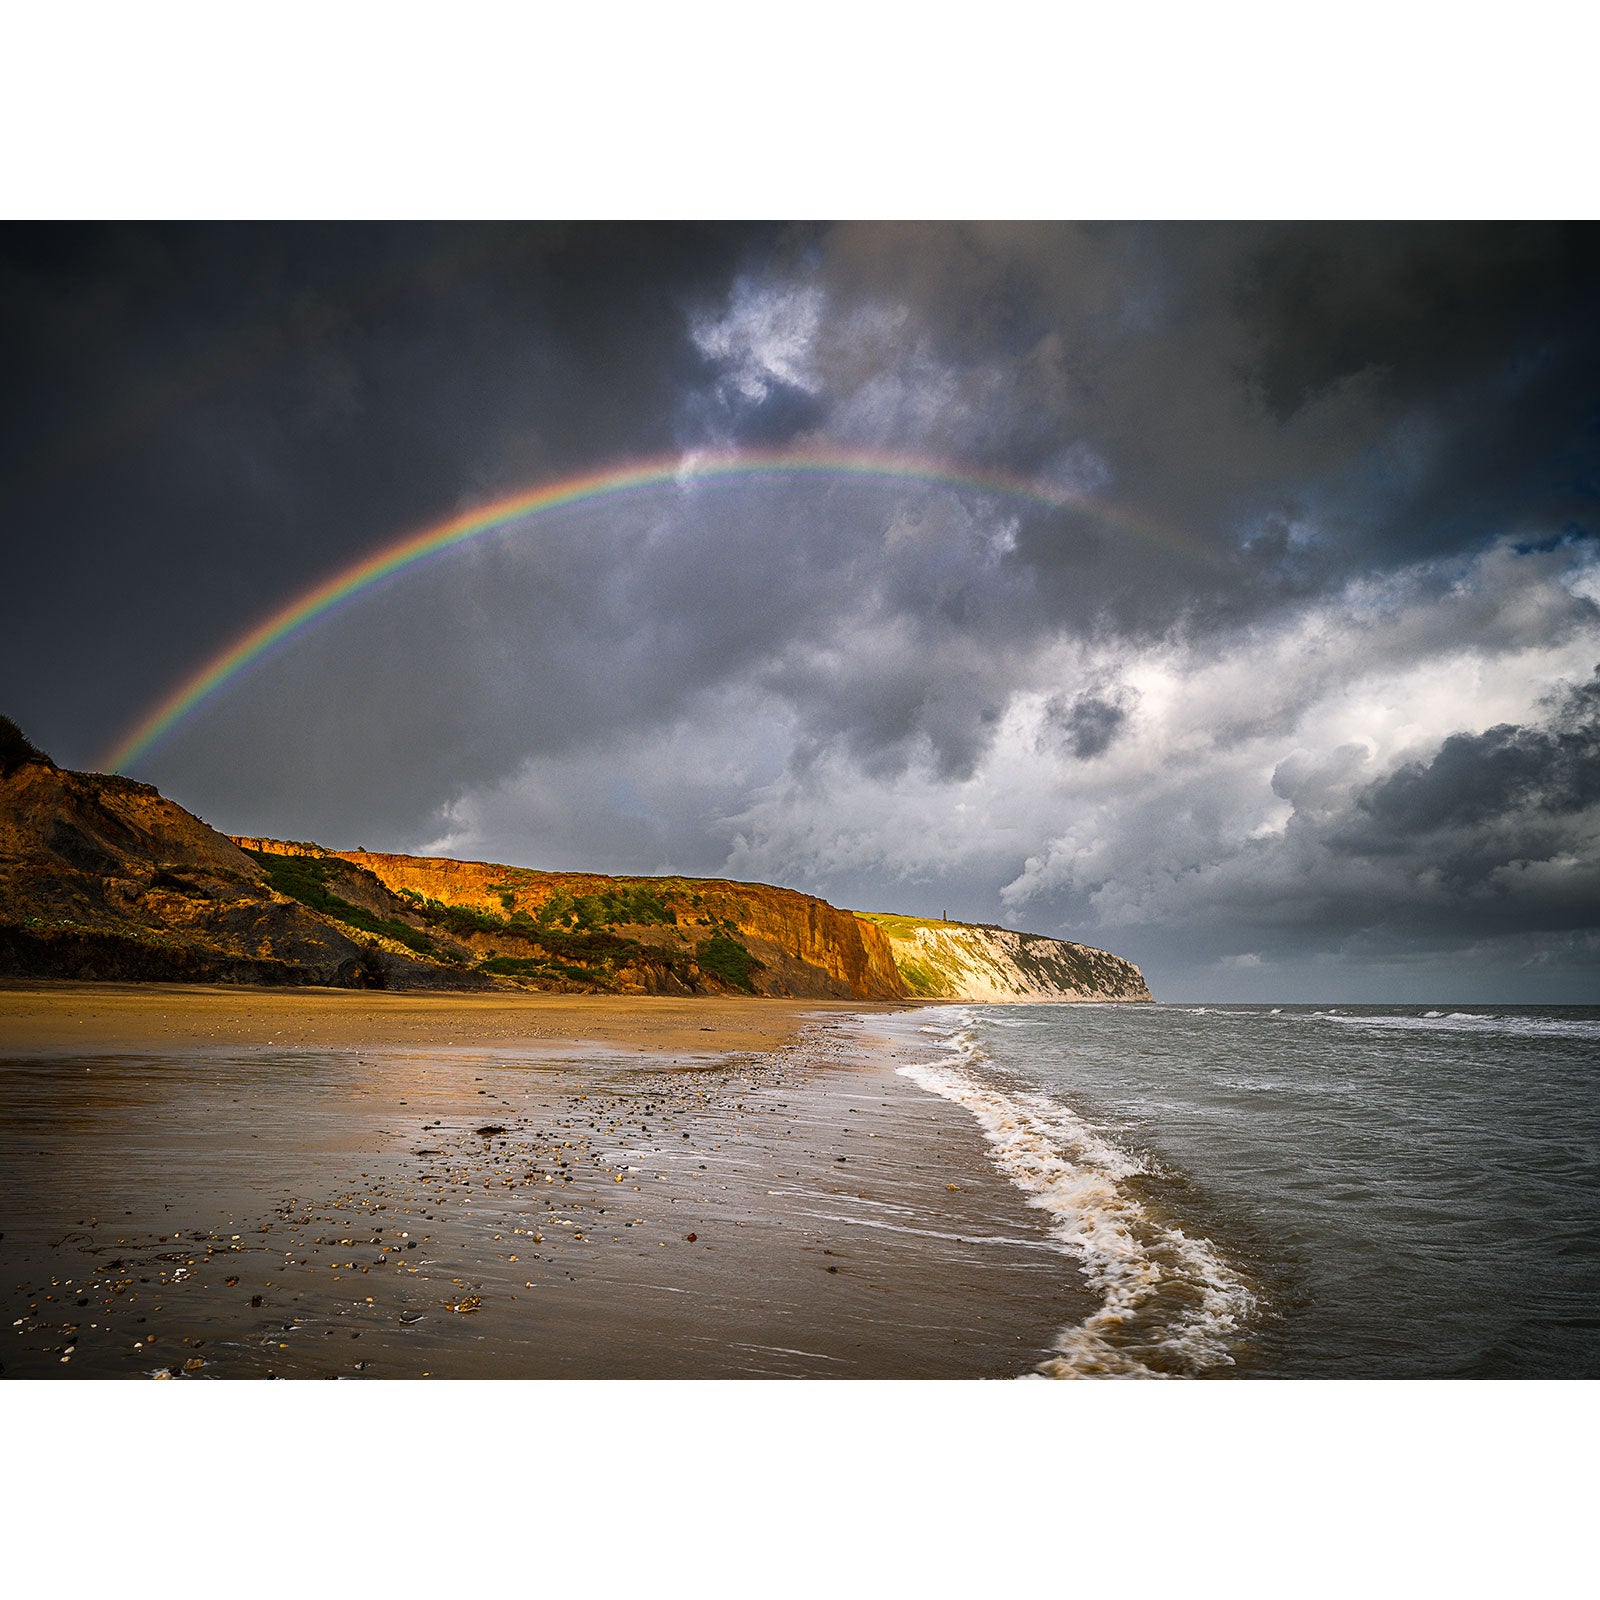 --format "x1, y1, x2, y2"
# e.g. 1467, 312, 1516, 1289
884, 1001, 1600, 1379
